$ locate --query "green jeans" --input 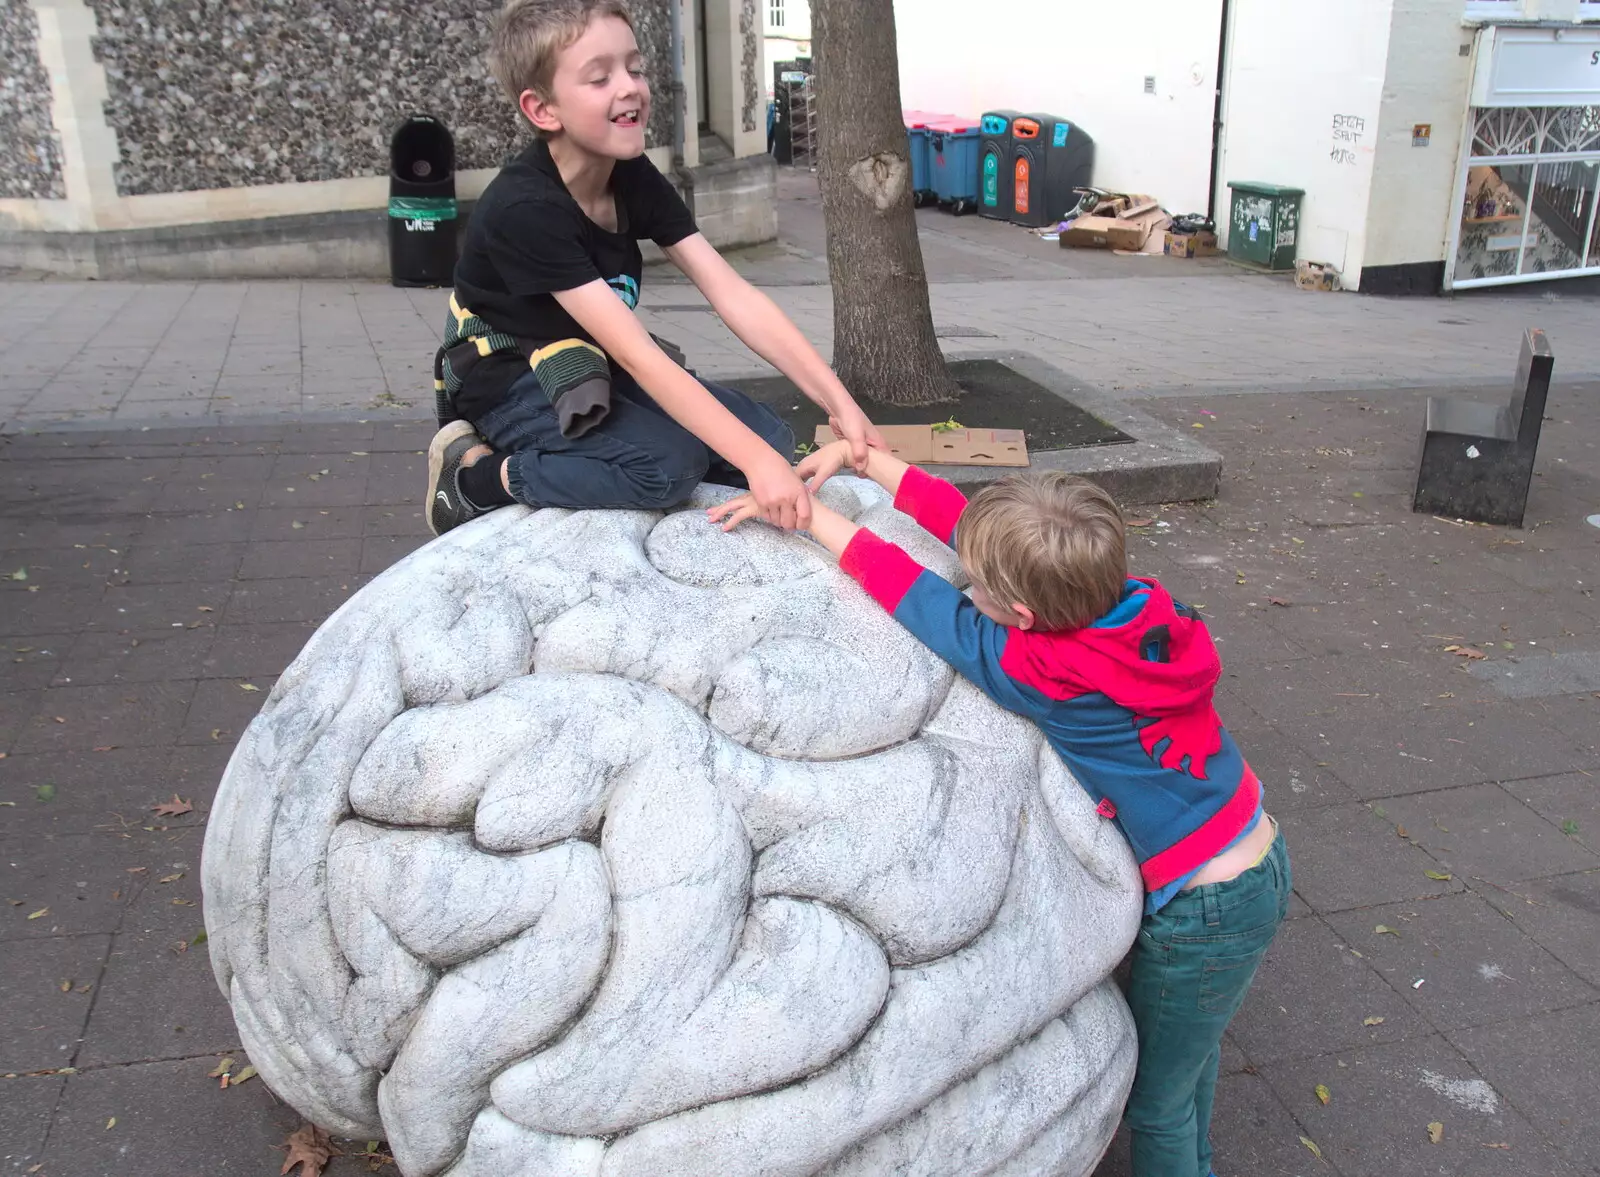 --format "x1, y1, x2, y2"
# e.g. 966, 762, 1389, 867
1124, 824, 1291, 1177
